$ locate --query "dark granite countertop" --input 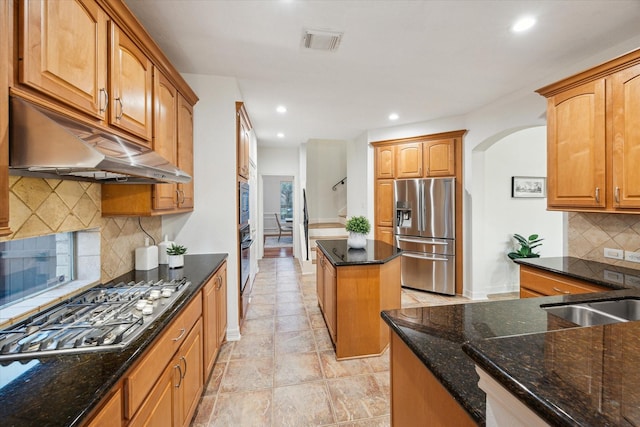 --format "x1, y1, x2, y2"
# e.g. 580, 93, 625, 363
463, 314, 640, 426
515, 256, 640, 290
316, 239, 402, 266
381, 287, 640, 426
0, 253, 227, 427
